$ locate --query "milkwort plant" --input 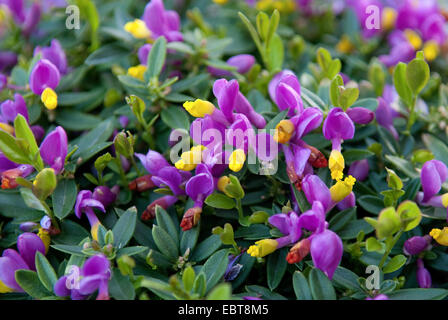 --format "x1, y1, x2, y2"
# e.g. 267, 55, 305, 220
0, 0, 448, 301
